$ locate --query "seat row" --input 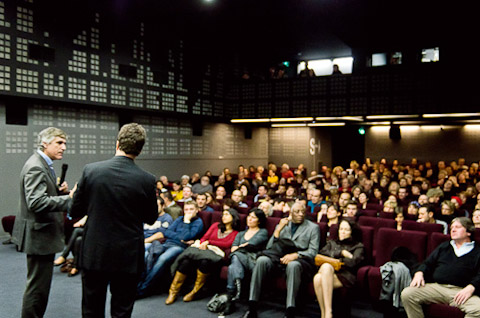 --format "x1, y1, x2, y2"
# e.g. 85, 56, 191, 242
197, 211, 480, 317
